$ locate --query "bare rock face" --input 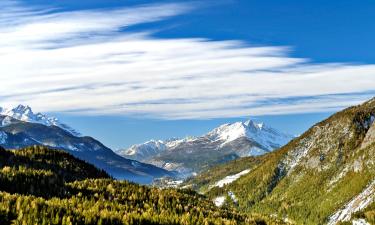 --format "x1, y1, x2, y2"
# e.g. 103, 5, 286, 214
361, 116, 375, 149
